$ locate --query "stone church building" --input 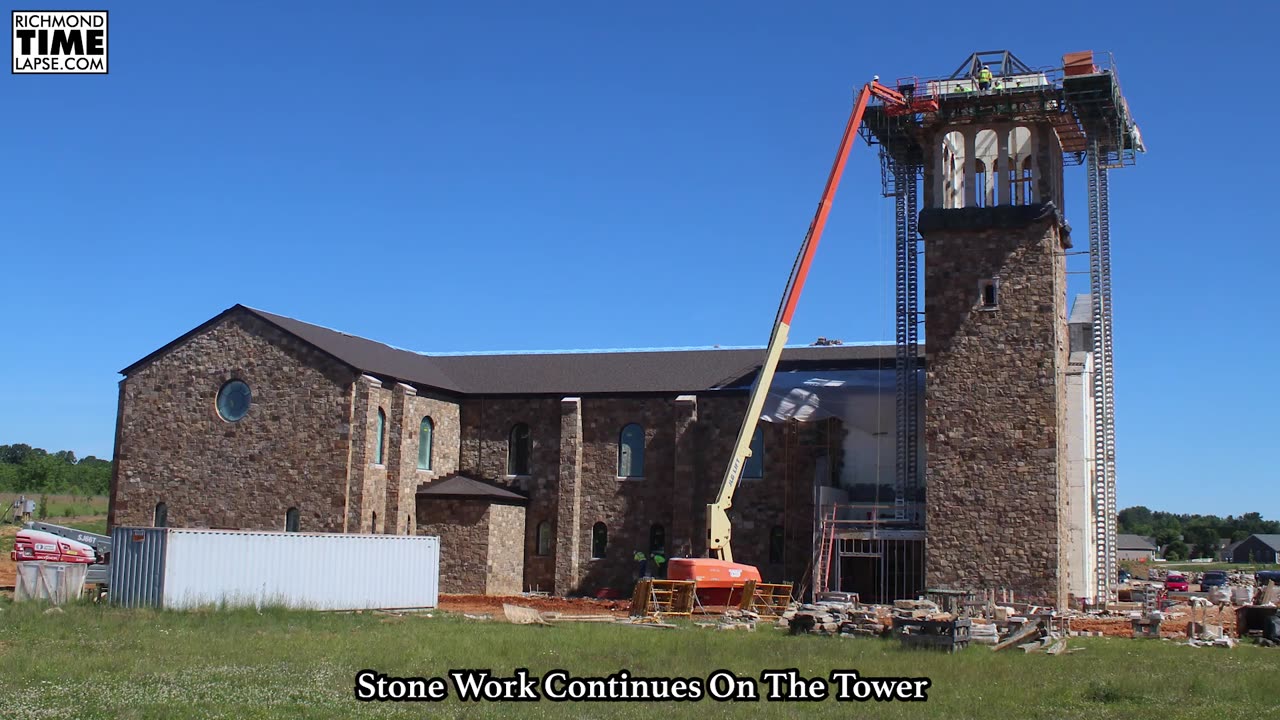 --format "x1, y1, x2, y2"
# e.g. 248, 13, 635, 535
109, 289, 1102, 604
108, 305, 900, 596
